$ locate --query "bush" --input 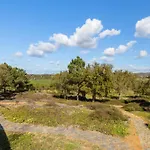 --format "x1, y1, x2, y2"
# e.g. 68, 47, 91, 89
89, 105, 128, 121
123, 103, 143, 112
